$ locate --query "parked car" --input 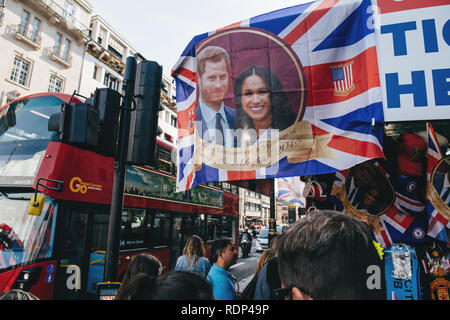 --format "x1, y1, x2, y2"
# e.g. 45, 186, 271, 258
255, 224, 290, 252
255, 228, 269, 253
